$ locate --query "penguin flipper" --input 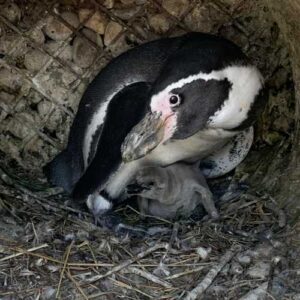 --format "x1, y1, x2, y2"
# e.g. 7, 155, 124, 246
43, 150, 75, 194
72, 82, 152, 201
